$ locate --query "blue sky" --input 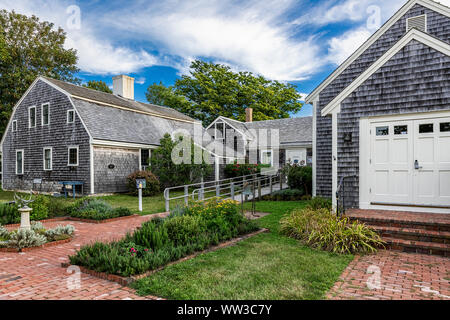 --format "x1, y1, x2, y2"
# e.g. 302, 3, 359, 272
3, 0, 447, 118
